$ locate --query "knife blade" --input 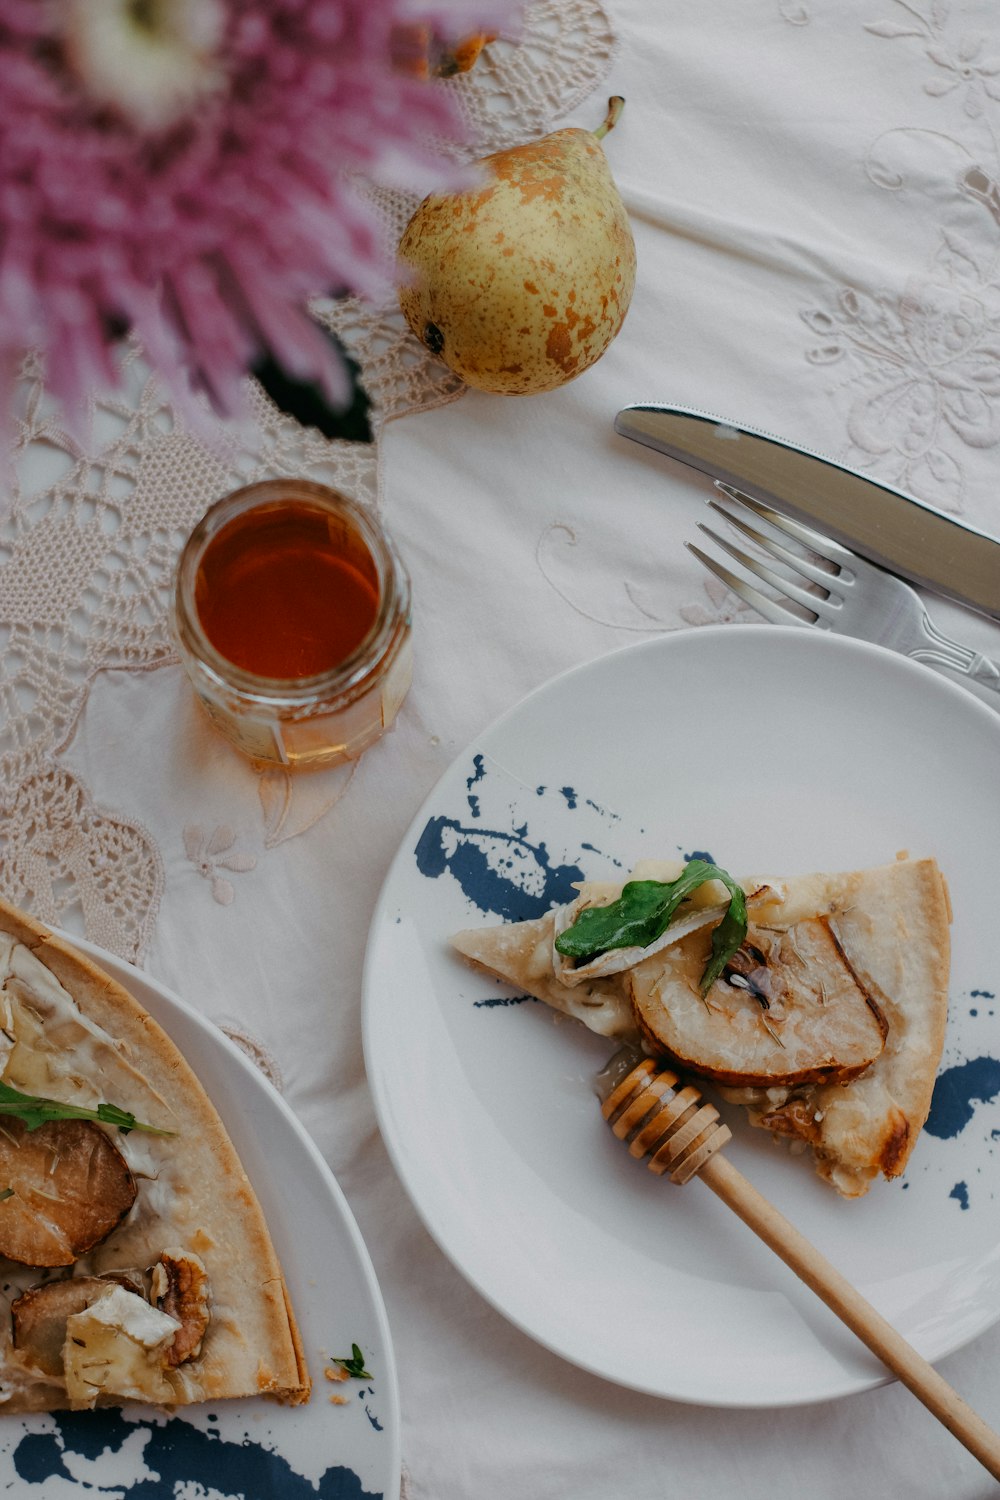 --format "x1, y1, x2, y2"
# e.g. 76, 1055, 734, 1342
614, 403, 1000, 623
